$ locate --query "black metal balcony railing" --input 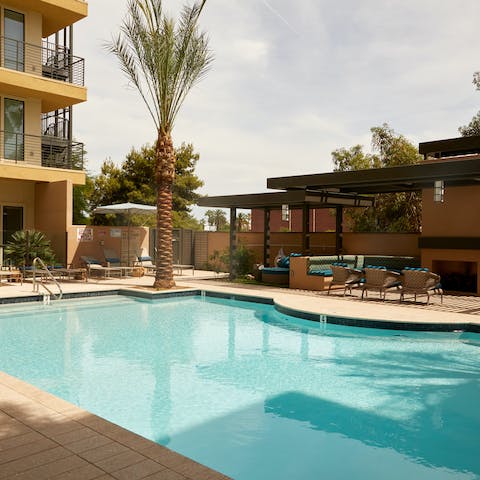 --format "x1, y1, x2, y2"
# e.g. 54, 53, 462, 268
0, 131, 84, 170
0, 37, 85, 86
42, 112, 69, 139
